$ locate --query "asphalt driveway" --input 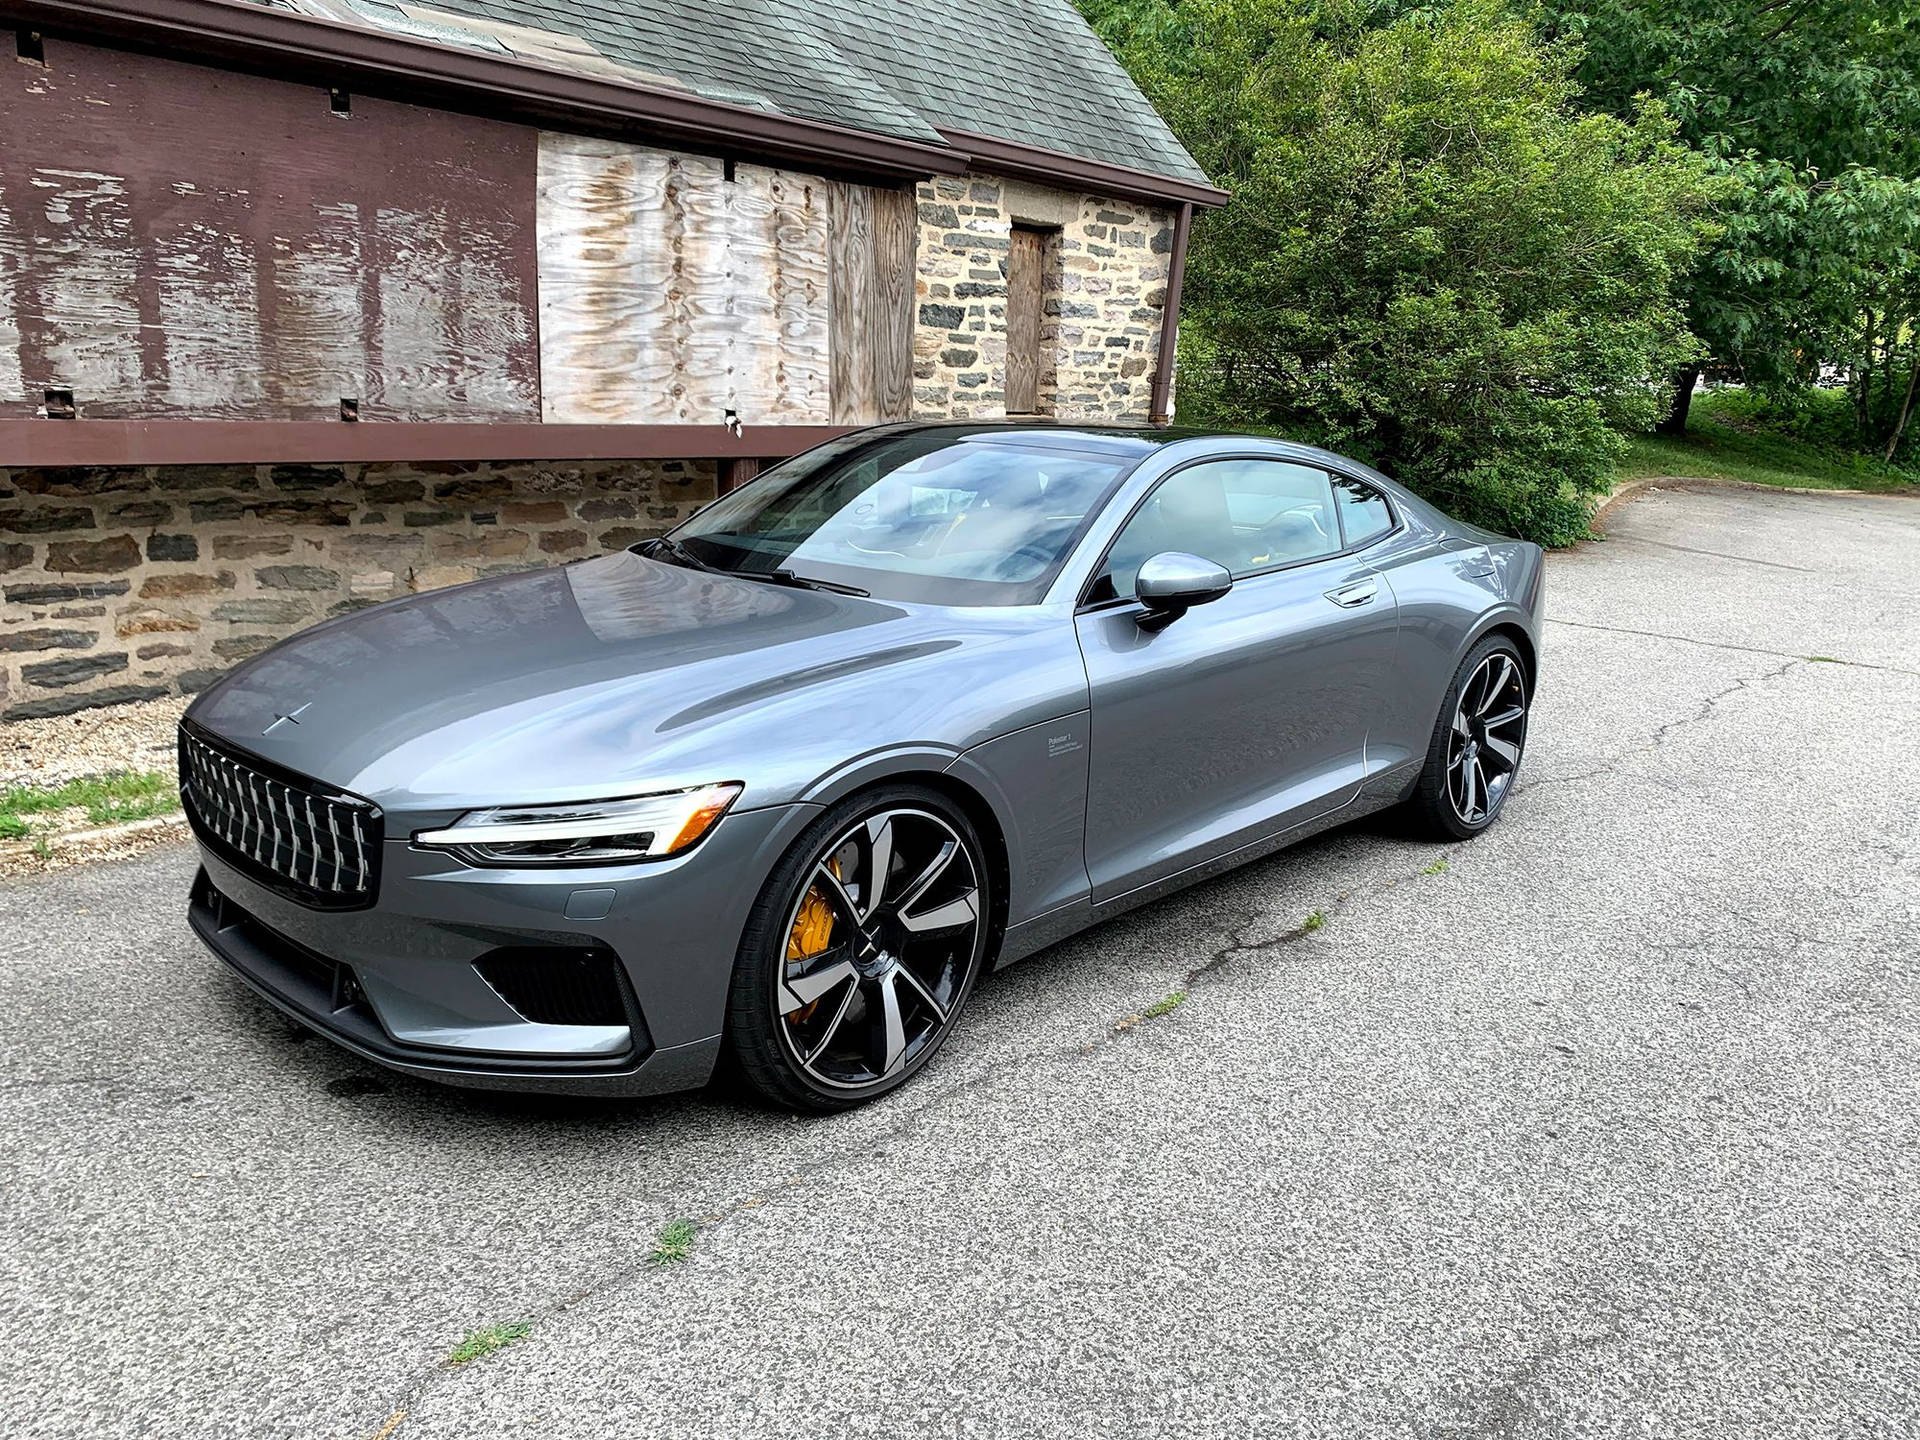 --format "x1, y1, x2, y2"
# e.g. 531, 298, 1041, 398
4, 482, 1917, 1439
